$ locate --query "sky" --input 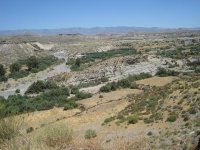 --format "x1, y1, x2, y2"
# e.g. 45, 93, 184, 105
0, 0, 200, 30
